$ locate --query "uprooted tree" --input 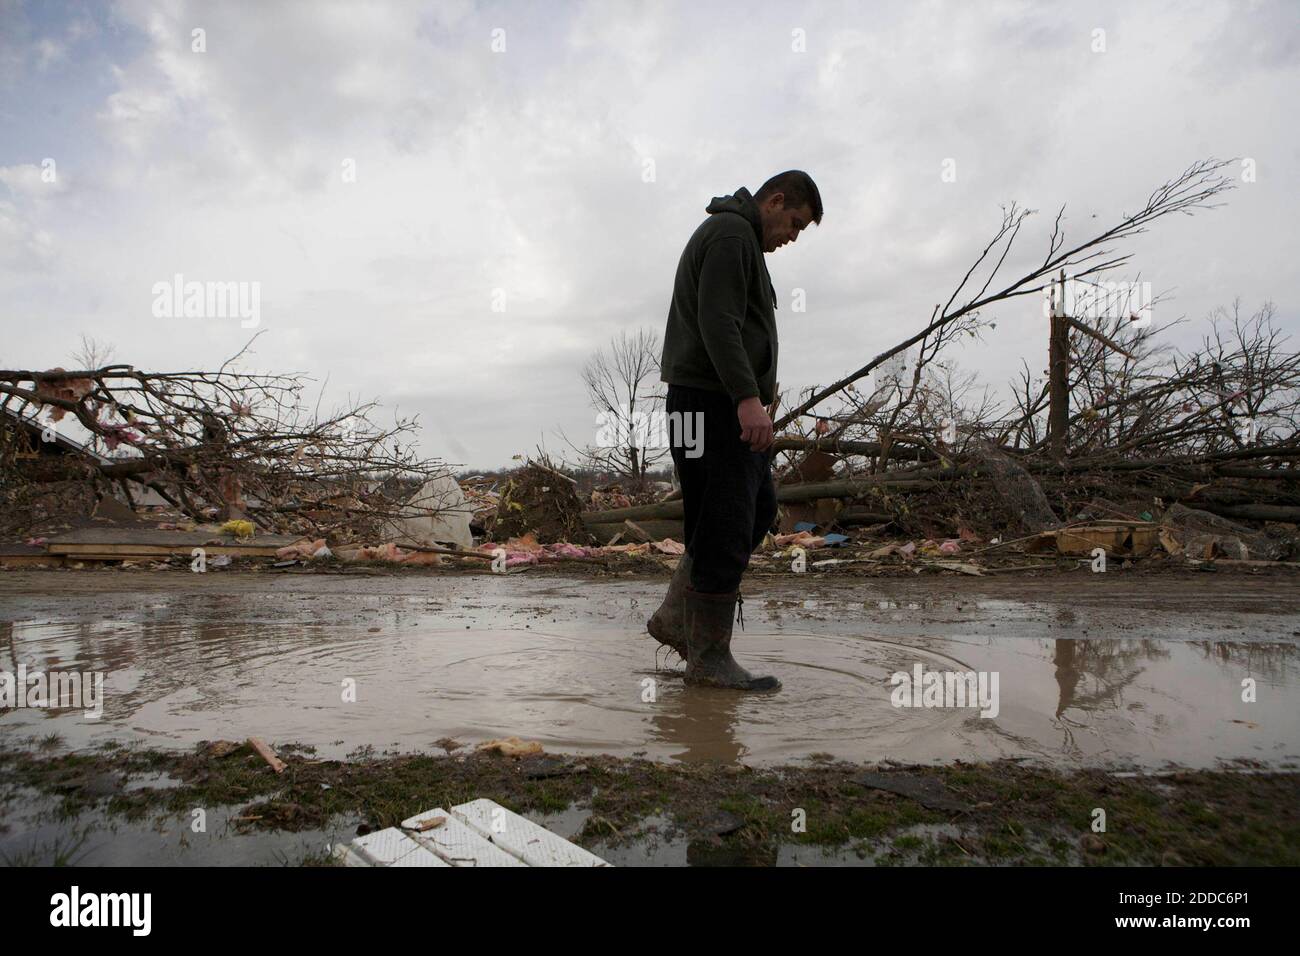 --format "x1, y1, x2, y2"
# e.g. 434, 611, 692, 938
0, 336, 455, 540
772, 159, 1299, 533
